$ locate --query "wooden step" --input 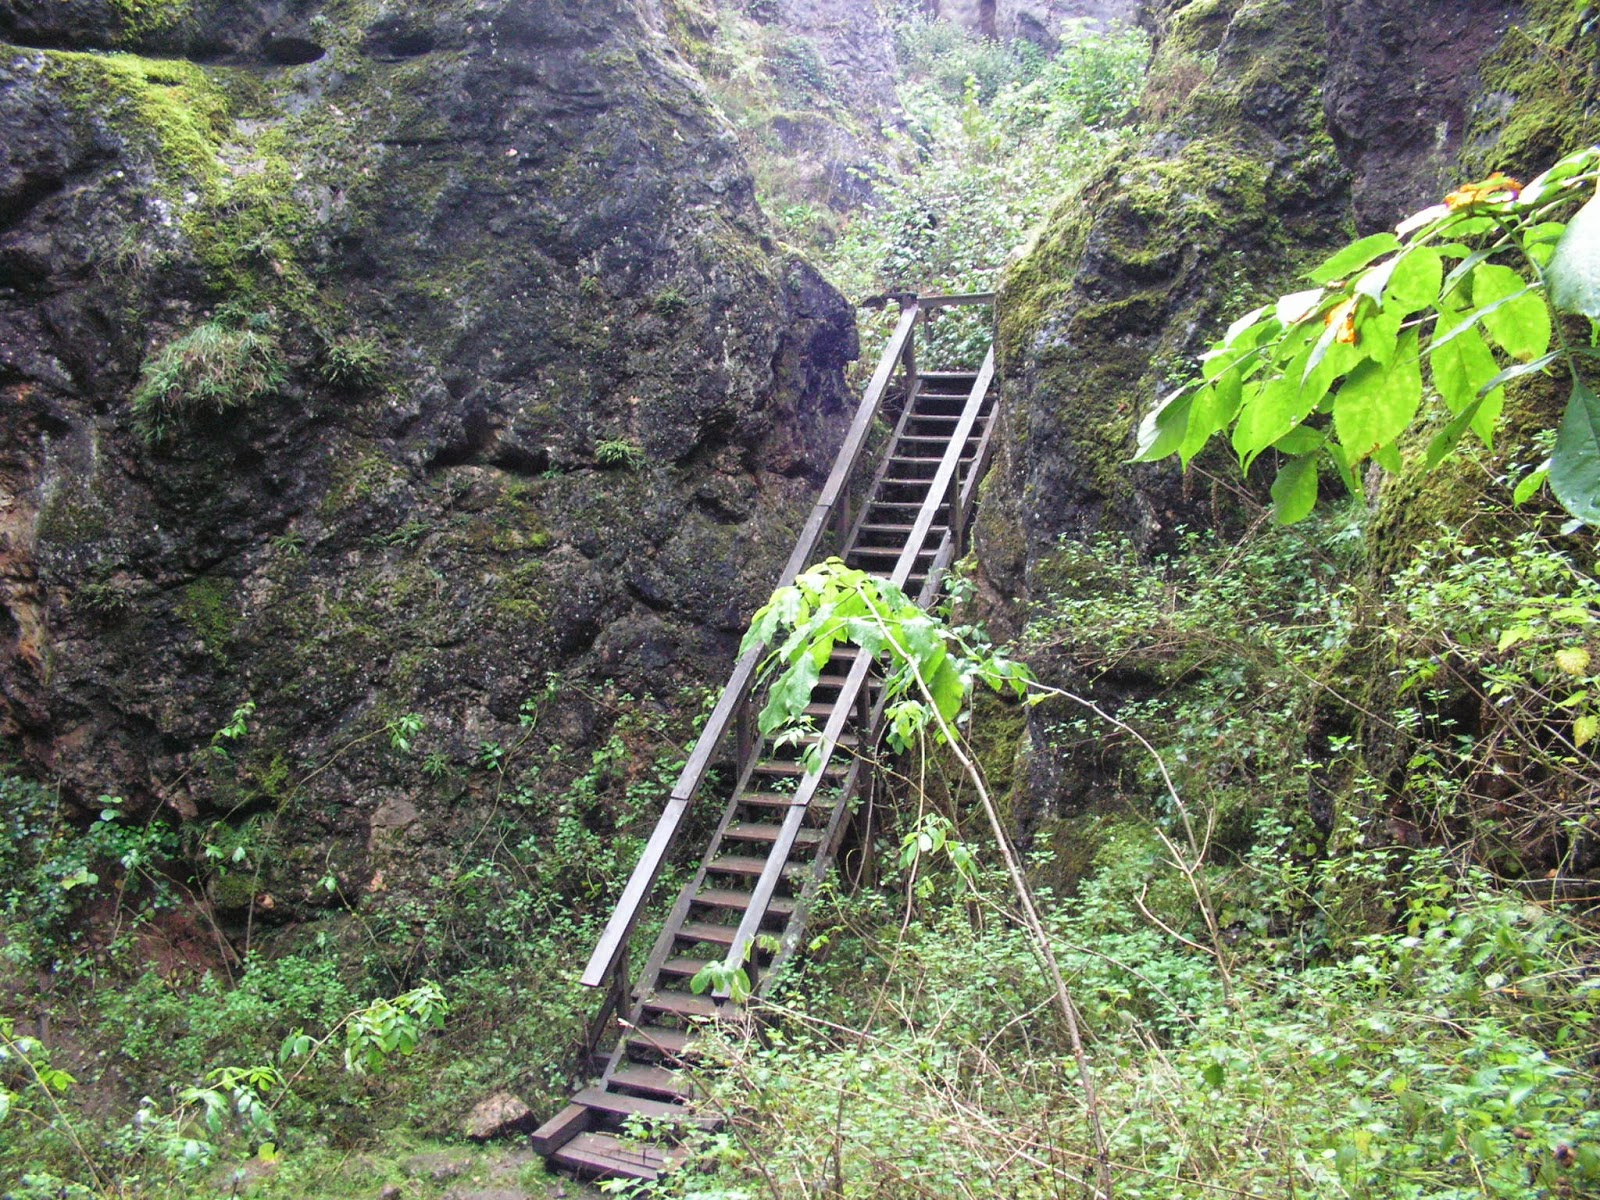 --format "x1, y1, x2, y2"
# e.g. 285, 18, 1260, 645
531, 1102, 591, 1155
739, 791, 838, 812
754, 758, 847, 778
609, 1064, 696, 1100
725, 822, 823, 846
625, 1024, 700, 1058
695, 888, 796, 917
849, 546, 935, 560
674, 920, 738, 946
658, 955, 715, 978
551, 1130, 667, 1180
705, 854, 802, 878
641, 990, 736, 1020
573, 1086, 716, 1129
